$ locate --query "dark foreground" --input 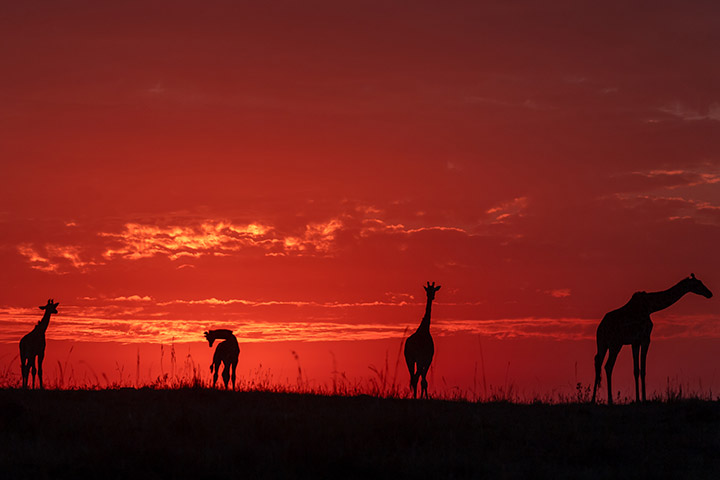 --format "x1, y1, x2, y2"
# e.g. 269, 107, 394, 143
1, 389, 718, 479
